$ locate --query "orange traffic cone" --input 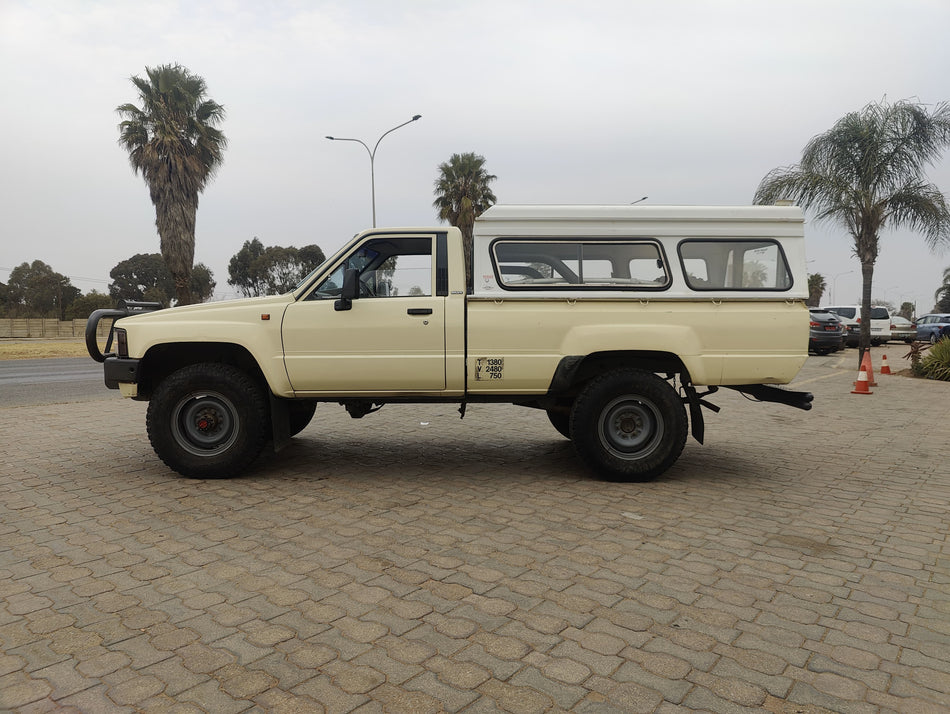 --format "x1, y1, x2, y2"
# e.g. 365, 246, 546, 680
852, 369, 873, 395
880, 354, 892, 375
860, 350, 878, 386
